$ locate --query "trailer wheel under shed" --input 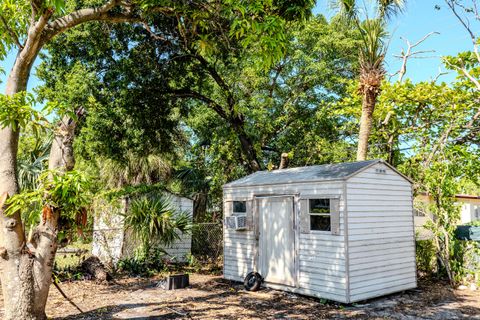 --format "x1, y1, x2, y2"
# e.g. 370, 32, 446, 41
222, 160, 416, 303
